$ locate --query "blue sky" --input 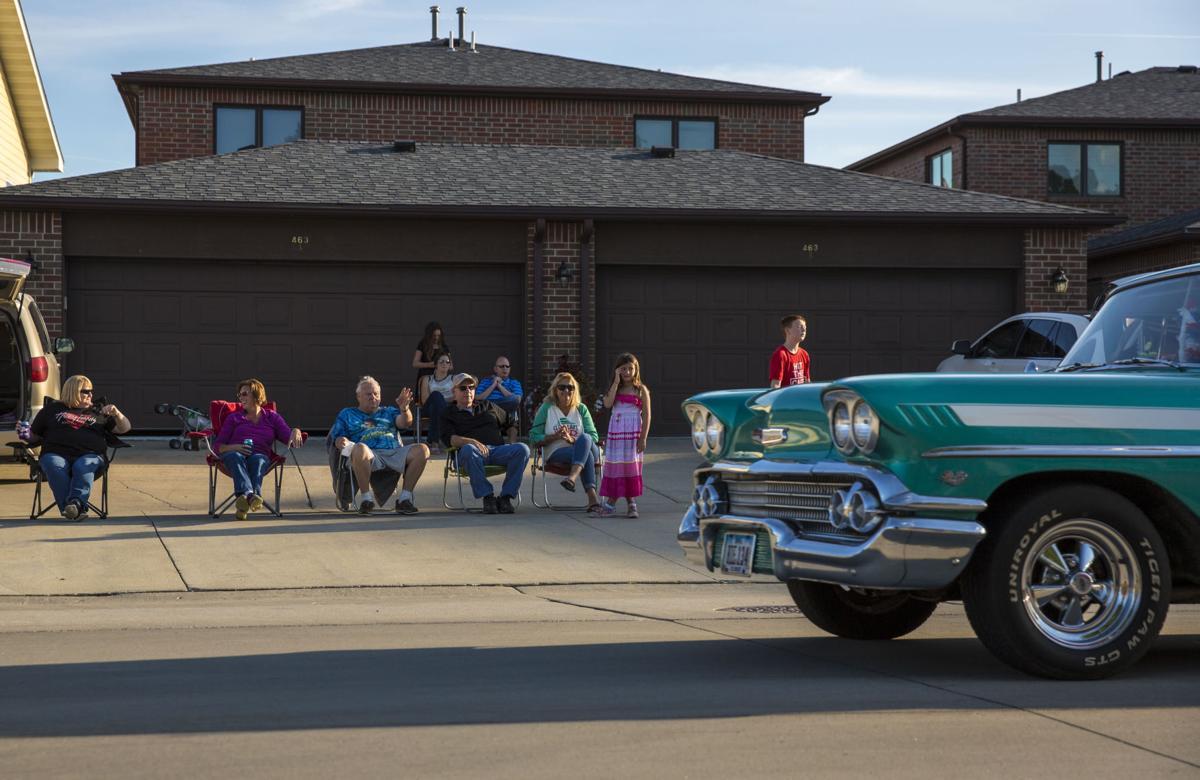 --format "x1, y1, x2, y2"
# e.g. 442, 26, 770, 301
24, 0, 1200, 180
